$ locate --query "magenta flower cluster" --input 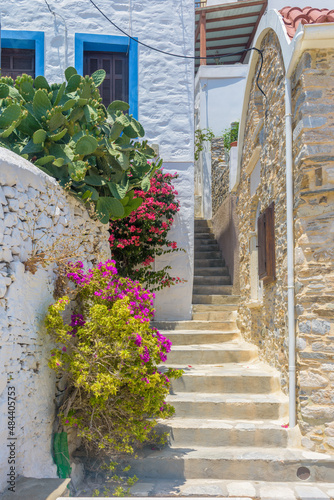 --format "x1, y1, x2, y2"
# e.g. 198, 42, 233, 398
66, 260, 173, 376
109, 168, 184, 291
